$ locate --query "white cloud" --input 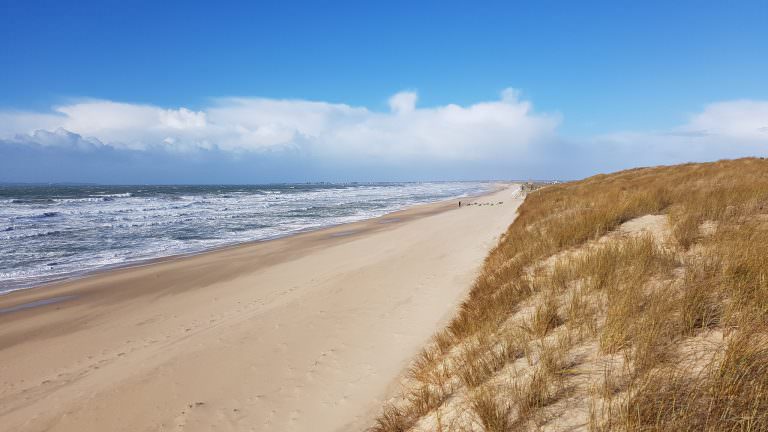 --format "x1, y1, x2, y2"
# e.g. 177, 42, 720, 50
0, 111, 64, 136
388, 91, 418, 114
684, 100, 768, 140
14, 128, 103, 149
596, 100, 768, 165
0, 89, 560, 161
1, 93, 767, 178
